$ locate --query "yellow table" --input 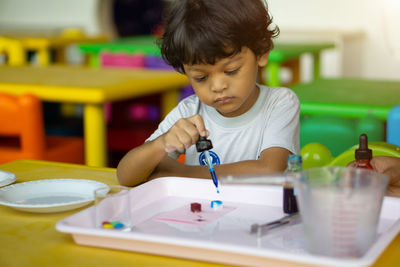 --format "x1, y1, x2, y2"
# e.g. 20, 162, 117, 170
0, 159, 399, 267
0, 66, 188, 167
1, 30, 108, 66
